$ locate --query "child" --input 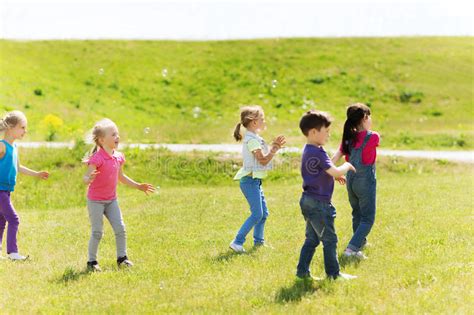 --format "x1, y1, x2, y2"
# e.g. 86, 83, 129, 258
332, 103, 379, 259
229, 106, 285, 253
296, 110, 356, 280
83, 118, 155, 271
0, 111, 49, 260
